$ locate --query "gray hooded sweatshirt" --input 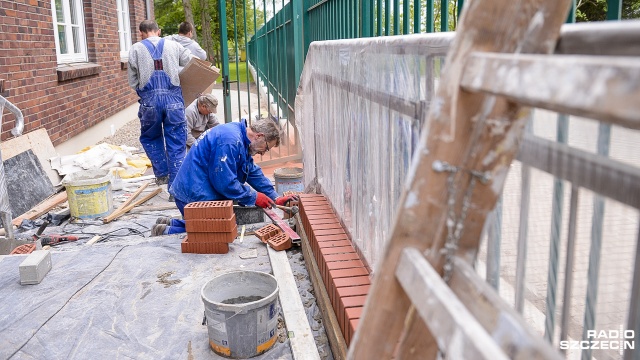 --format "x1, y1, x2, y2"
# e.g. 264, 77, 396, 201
164, 34, 207, 61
